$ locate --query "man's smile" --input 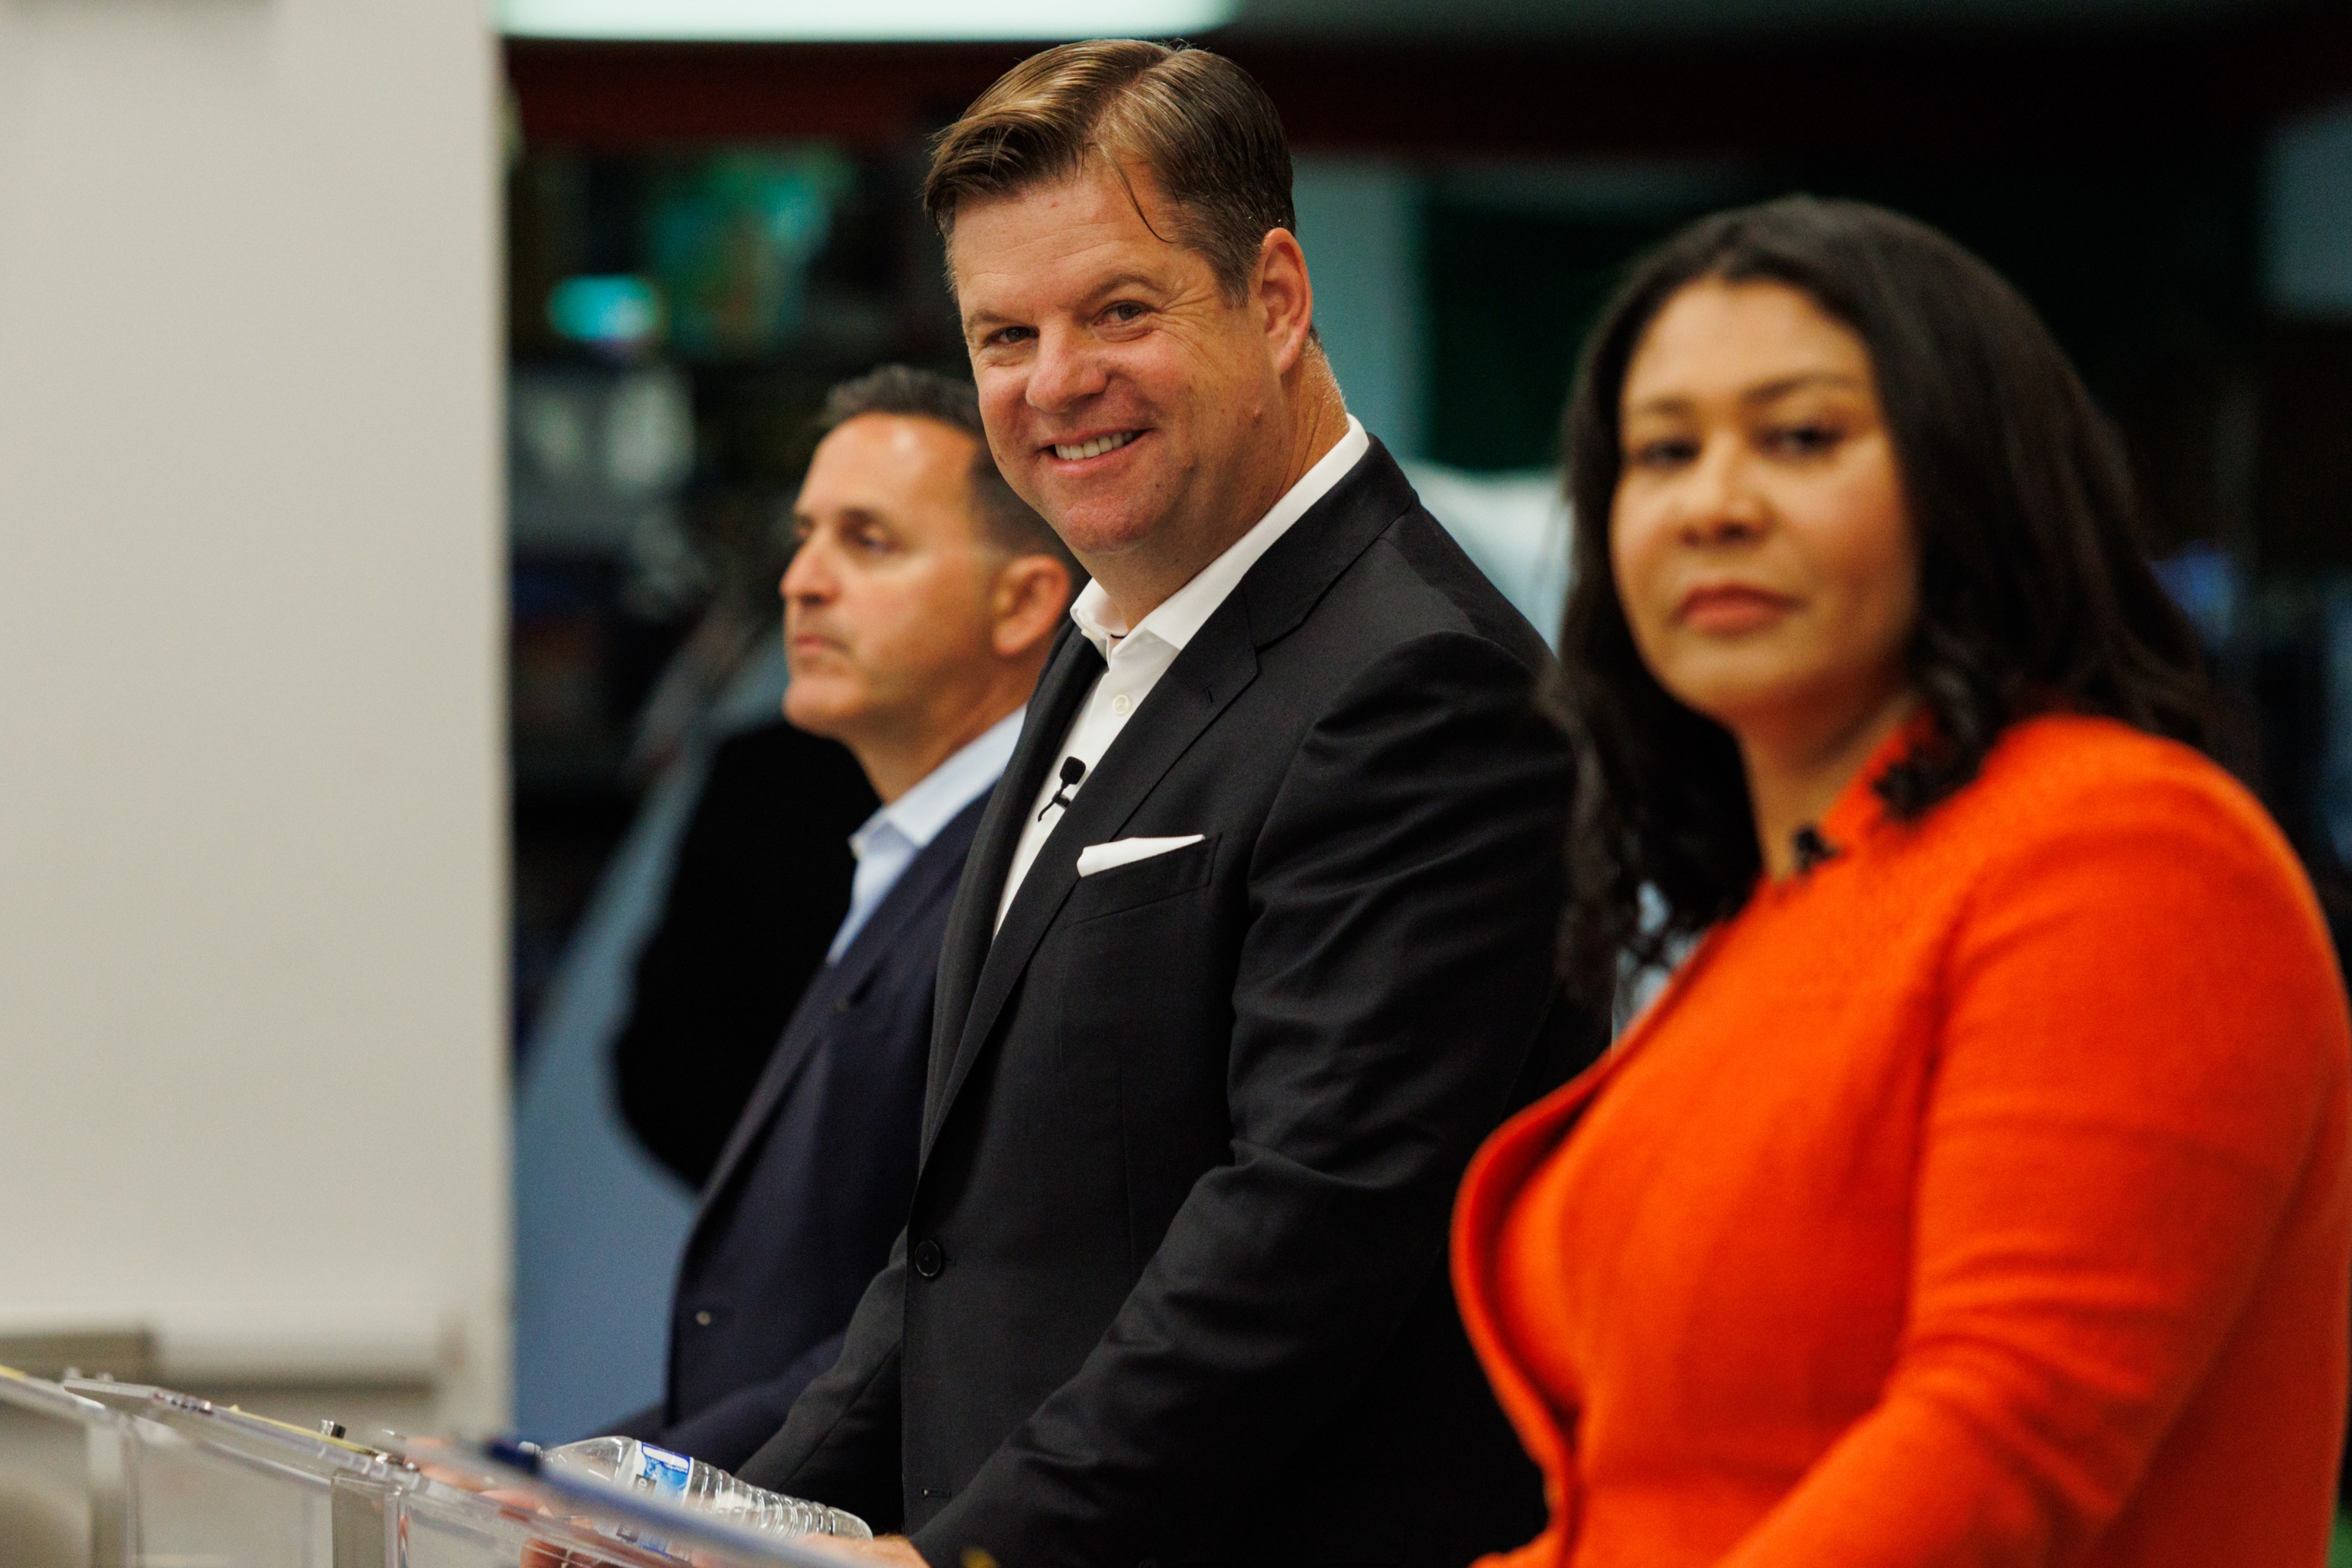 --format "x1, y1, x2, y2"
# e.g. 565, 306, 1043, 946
1046, 429, 1144, 464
